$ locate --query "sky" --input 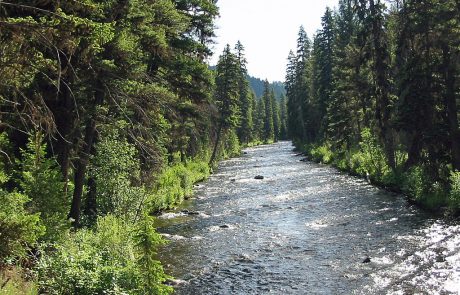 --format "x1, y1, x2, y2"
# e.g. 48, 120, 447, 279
209, 0, 339, 82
